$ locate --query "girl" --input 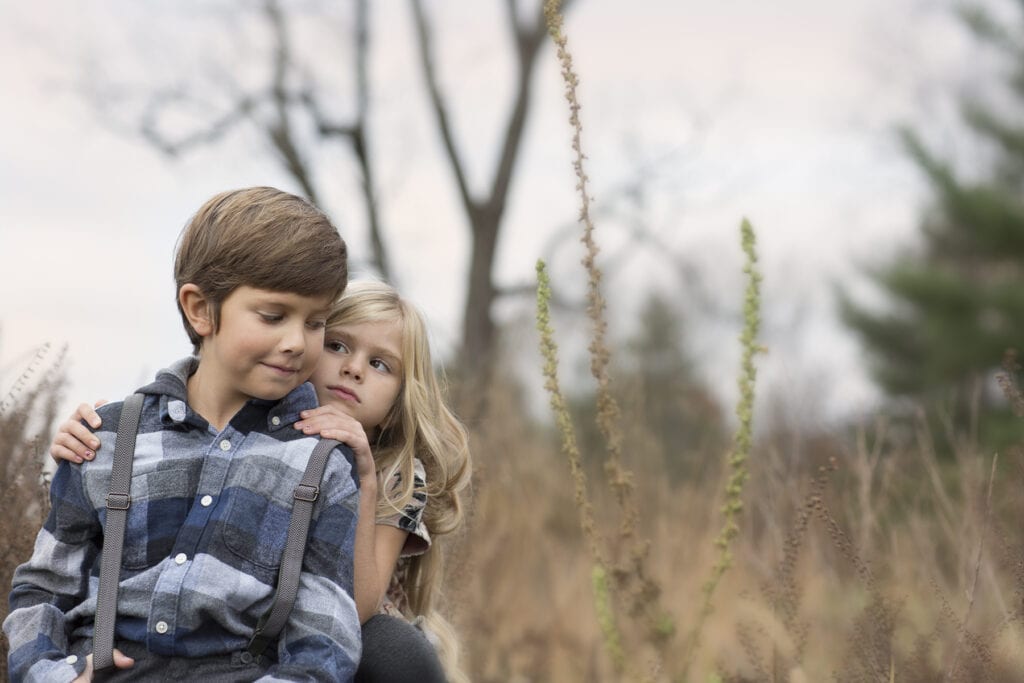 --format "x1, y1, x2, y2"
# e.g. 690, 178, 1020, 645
50, 280, 473, 683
